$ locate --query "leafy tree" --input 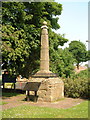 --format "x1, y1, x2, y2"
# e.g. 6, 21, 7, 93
2, 2, 68, 78
87, 50, 90, 60
50, 48, 75, 78
69, 41, 87, 69
48, 29, 75, 78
